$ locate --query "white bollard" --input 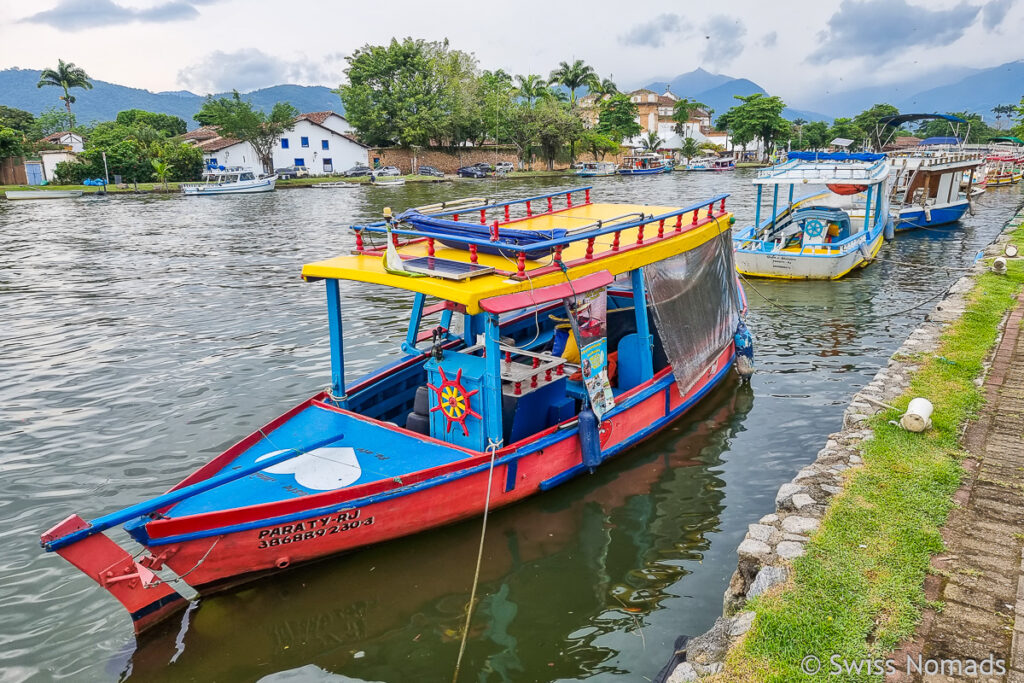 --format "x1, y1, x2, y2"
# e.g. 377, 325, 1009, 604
993, 256, 1008, 274
1005, 243, 1019, 258
900, 398, 933, 432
